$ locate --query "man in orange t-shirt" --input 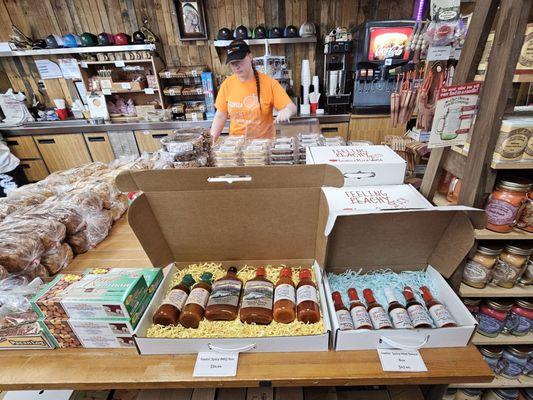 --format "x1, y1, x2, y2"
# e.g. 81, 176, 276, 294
210, 40, 297, 142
